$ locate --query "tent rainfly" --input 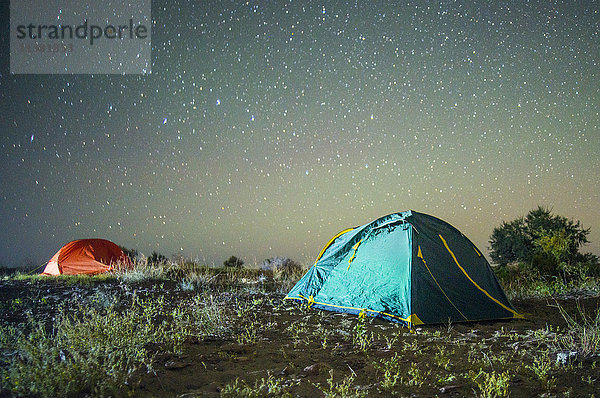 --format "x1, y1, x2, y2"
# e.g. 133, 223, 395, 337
42, 239, 132, 276
286, 210, 522, 327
